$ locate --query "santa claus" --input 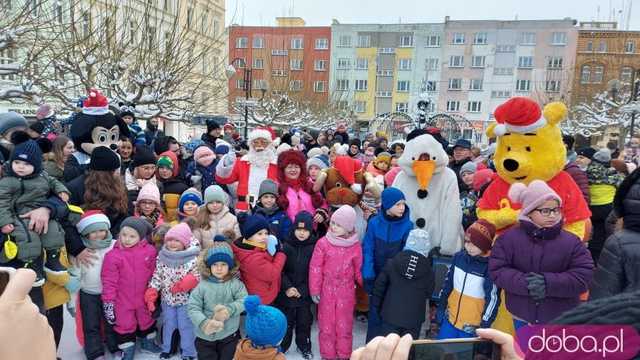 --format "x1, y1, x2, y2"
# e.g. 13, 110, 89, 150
216, 127, 278, 211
